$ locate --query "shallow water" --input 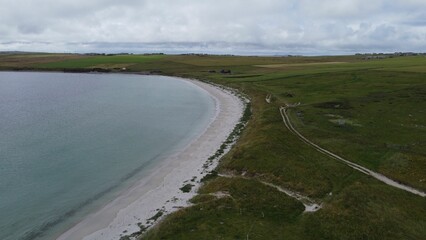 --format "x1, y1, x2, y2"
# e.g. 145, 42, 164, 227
0, 72, 215, 240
